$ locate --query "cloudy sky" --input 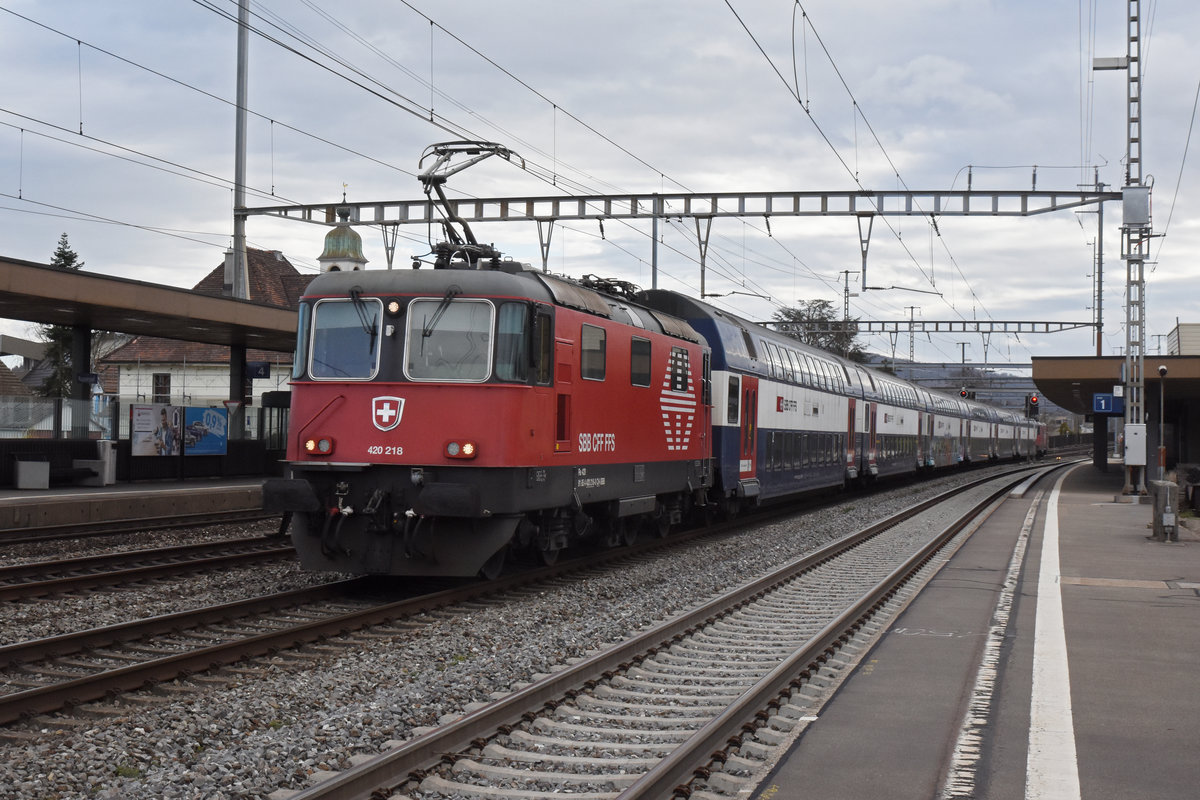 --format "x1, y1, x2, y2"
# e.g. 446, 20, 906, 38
1, 0, 1196, 368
